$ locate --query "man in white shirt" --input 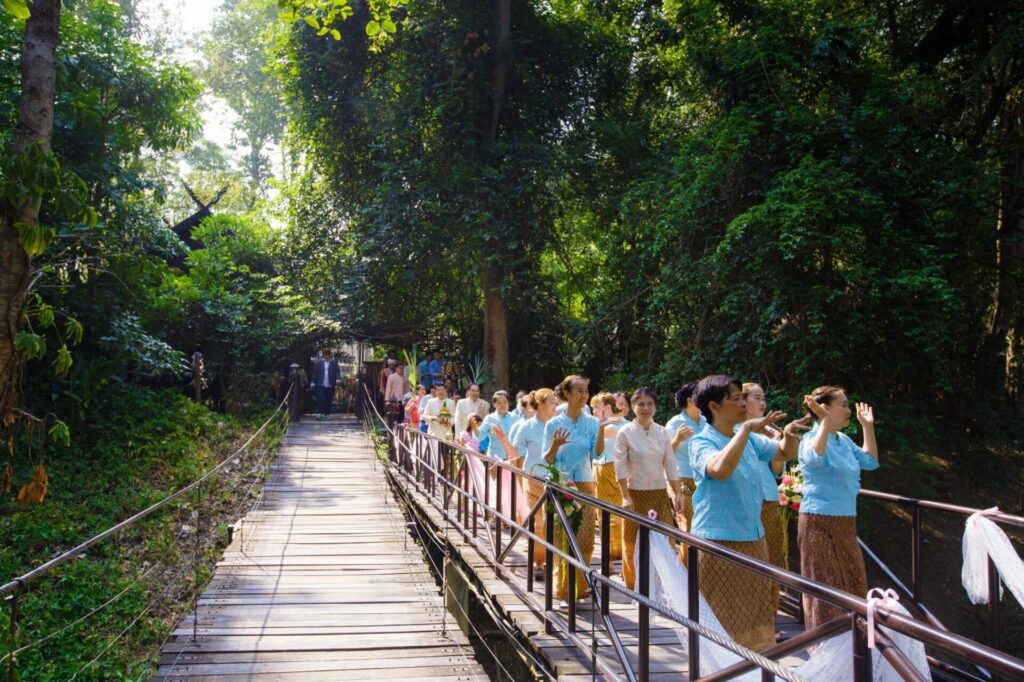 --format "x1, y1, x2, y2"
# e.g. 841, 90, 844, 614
384, 363, 406, 428
422, 384, 457, 440
454, 383, 490, 434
